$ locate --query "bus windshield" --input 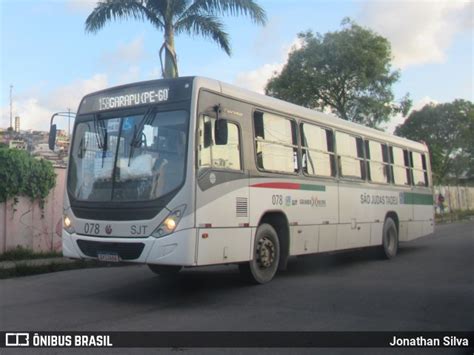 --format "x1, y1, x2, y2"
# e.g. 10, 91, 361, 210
68, 109, 188, 202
